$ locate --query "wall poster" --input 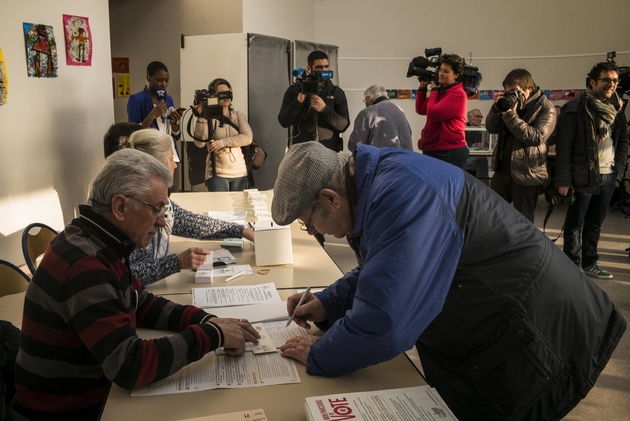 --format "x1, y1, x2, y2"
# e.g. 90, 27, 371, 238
63, 14, 92, 66
0, 48, 8, 105
23, 23, 58, 78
